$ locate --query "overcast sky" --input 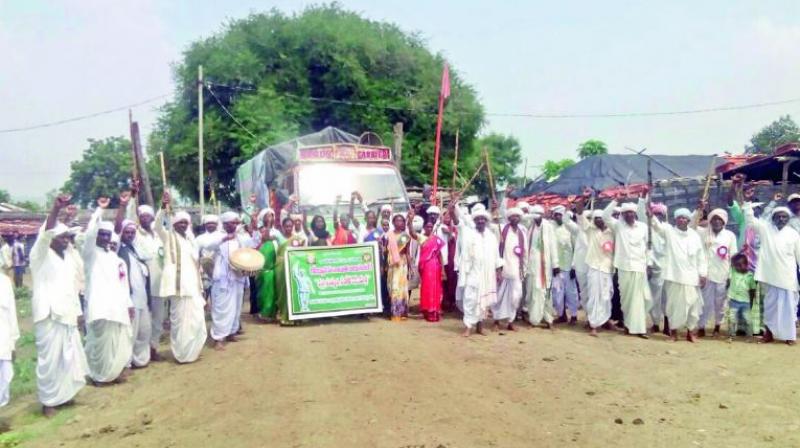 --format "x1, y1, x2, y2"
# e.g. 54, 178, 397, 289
2, 0, 800, 201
